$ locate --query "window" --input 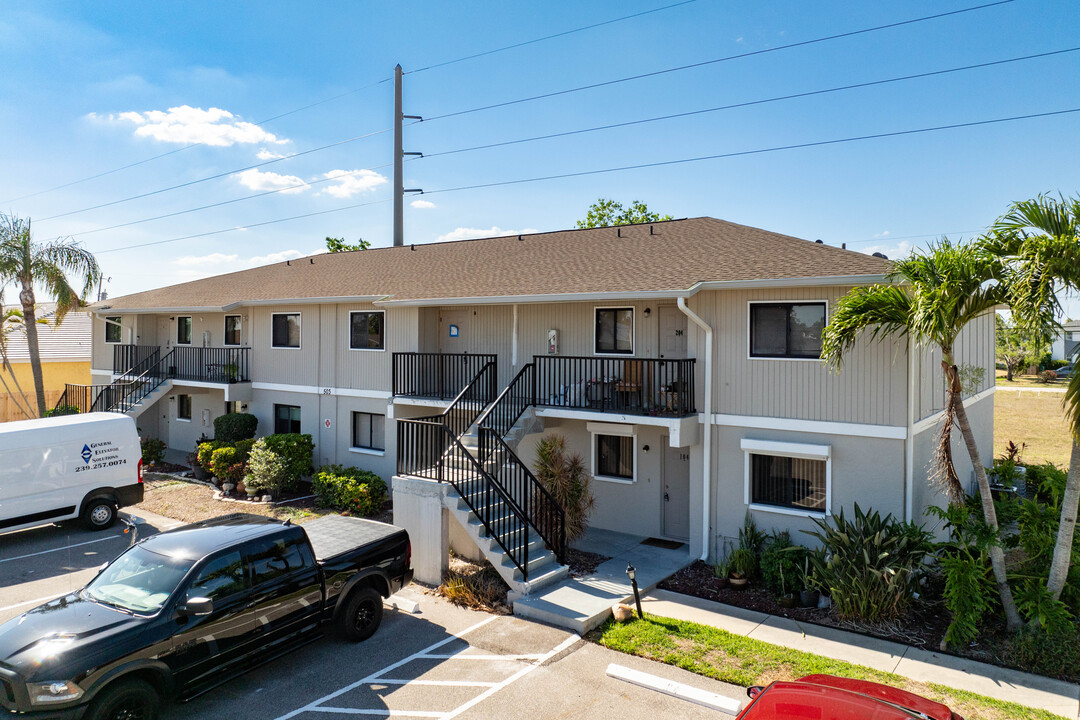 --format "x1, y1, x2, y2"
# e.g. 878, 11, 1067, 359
596, 434, 634, 480
741, 439, 830, 516
187, 551, 245, 601
274, 404, 301, 434
350, 311, 385, 350
749, 302, 826, 359
105, 316, 122, 344
224, 315, 242, 346
352, 412, 385, 451
595, 308, 634, 355
224, 401, 242, 415
177, 316, 192, 345
271, 313, 300, 348
247, 535, 313, 586
177, 394, 192, 421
